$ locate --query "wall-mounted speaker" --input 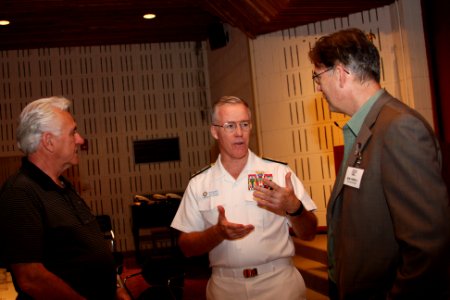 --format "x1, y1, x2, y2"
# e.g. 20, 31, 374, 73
208, 22, 229, 50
